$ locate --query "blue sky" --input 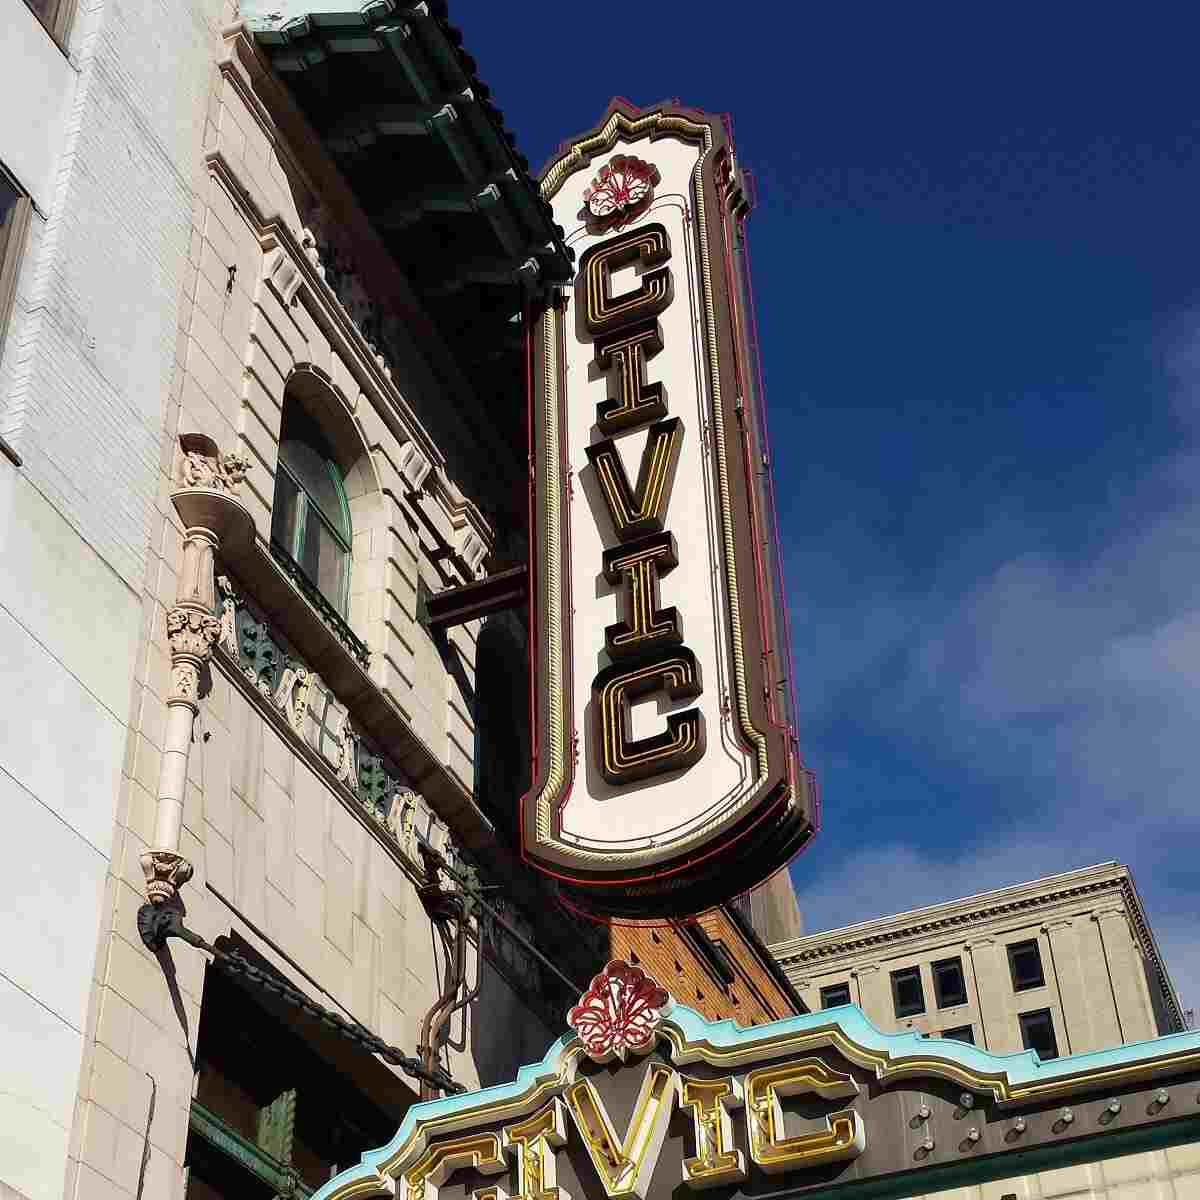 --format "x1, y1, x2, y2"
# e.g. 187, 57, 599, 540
467, 7, 1200, 1013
